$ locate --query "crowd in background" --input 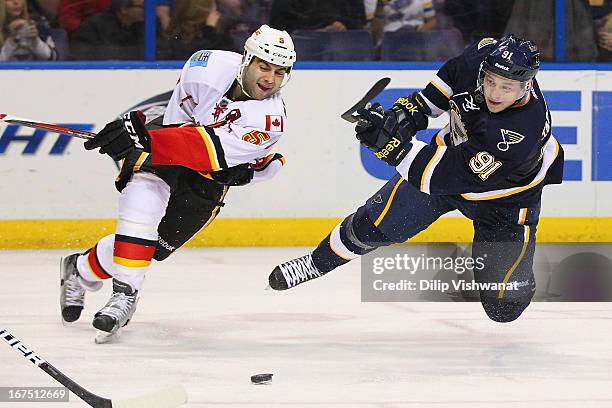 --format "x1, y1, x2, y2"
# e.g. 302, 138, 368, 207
0, 0, 610, 62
